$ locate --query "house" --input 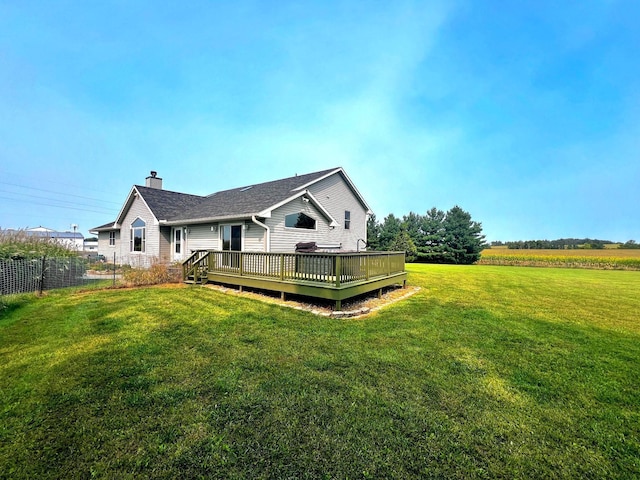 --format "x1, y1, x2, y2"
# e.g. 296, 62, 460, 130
90, 168, 371, 266
83, 238, 99, 252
